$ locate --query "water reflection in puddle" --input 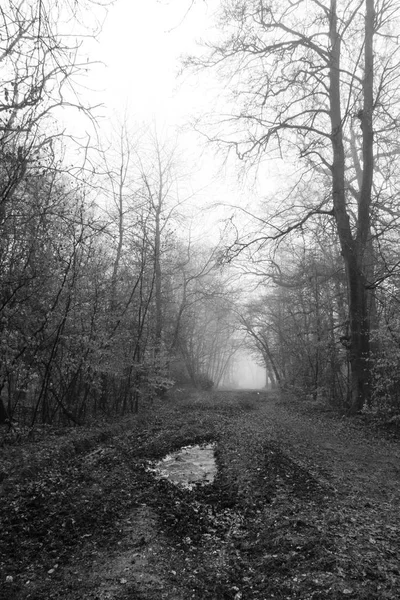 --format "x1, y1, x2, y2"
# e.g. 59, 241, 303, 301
151, 444, 216, 488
